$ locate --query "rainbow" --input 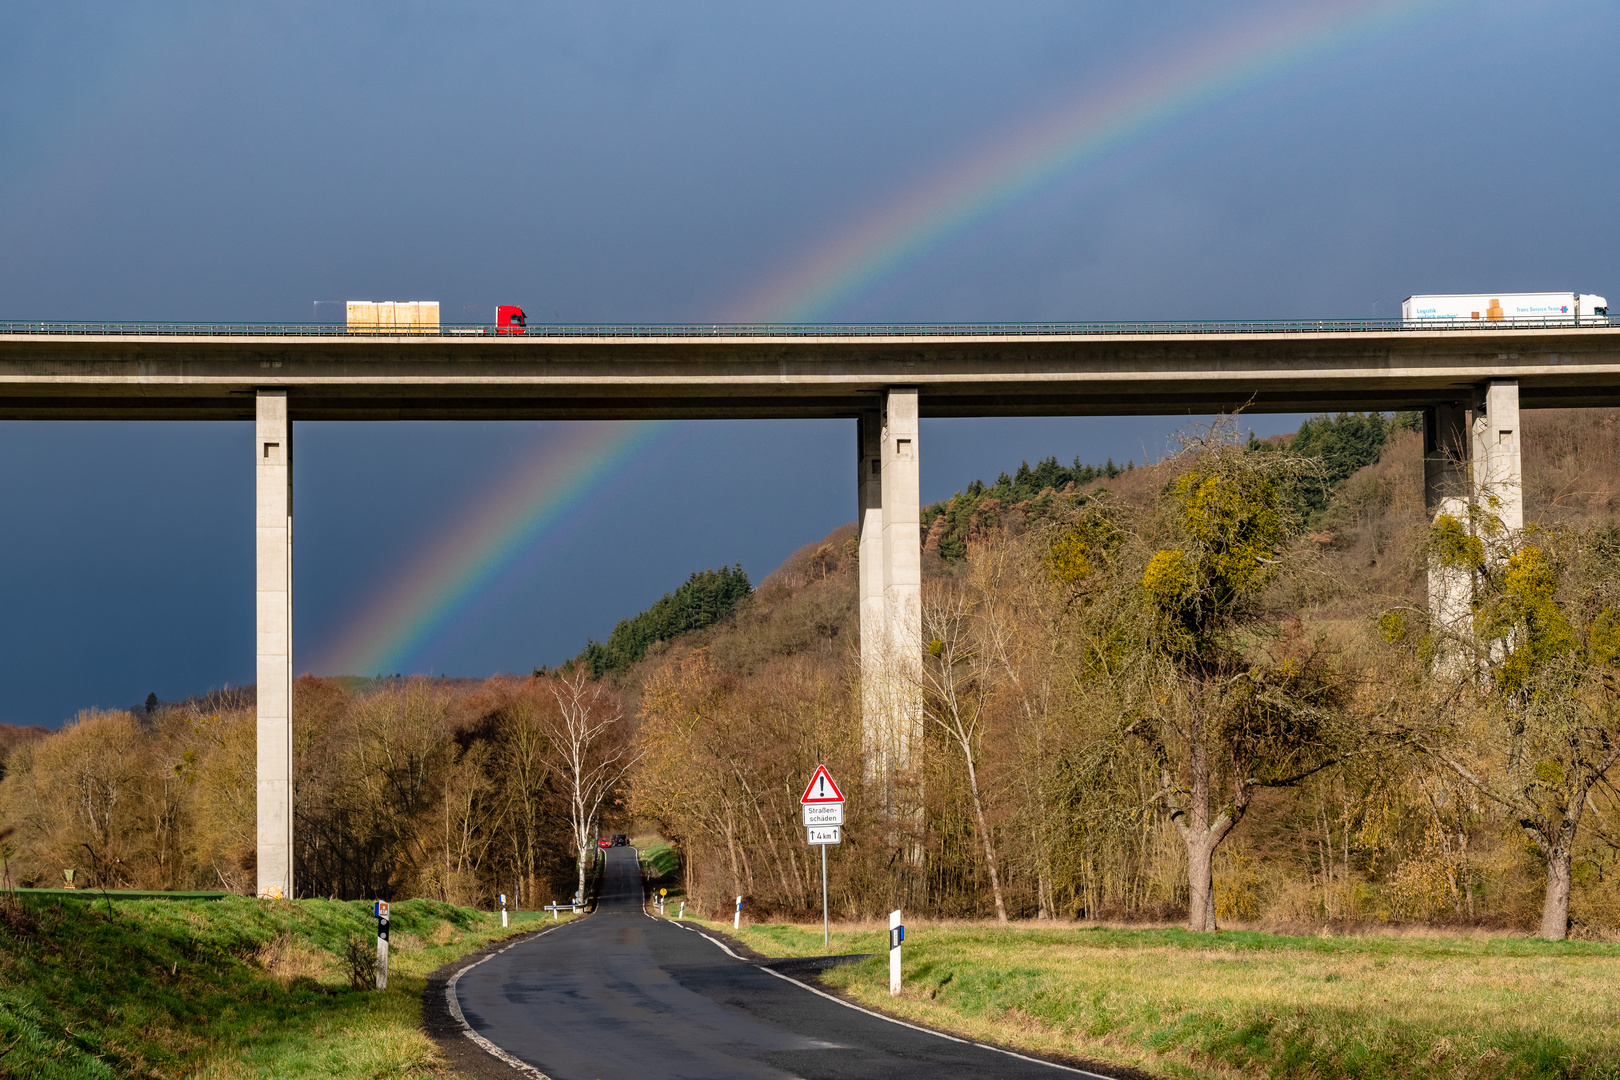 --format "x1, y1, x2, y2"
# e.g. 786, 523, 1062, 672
731, 0, 1455, 322
315, 1, 1453, 676
314, 421, 670, 676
